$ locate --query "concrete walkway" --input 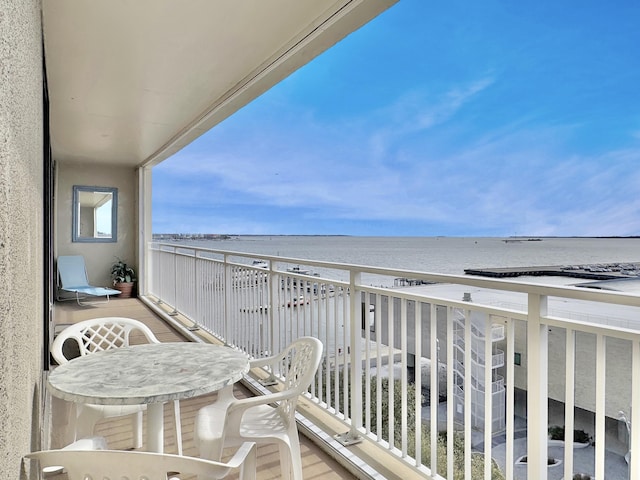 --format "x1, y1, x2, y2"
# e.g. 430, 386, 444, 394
491, 437, 629, 480
422, 404, 630, 479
